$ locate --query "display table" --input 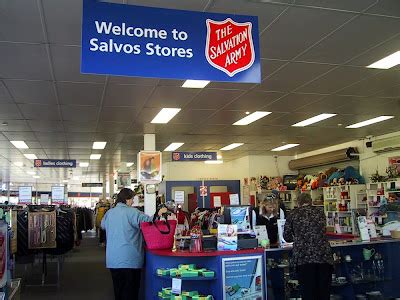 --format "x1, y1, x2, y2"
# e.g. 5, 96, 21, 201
265, 238, 400, 300
145, 248, 266, 299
